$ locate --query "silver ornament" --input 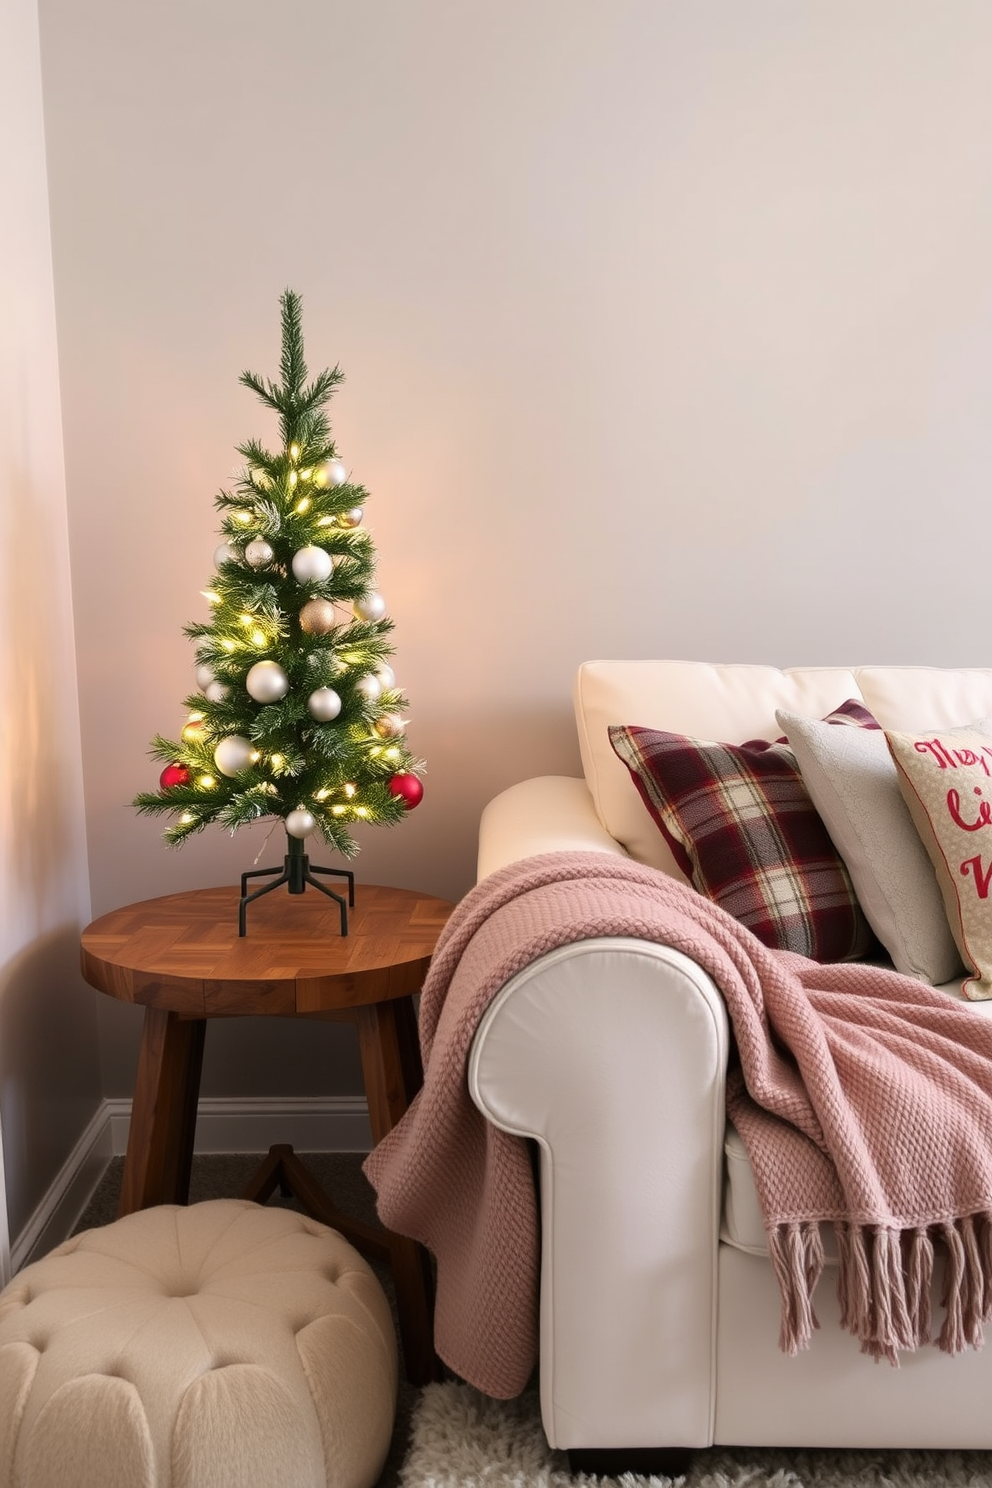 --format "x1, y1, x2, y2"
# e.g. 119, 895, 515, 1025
214, 541, 237, 568
307, 687, 343, 721
244, 538, 275, 569
291, 545, 334, 584
245, 660, 290, 703
204, 680, 229, 703
286, 808, 317, 838
195, 662, 215, 690
355, 674, 382, 703
354, 592, 386, 622
338, 507, 364, 529
214, 735, 254, 776
315, 457, 348, 488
